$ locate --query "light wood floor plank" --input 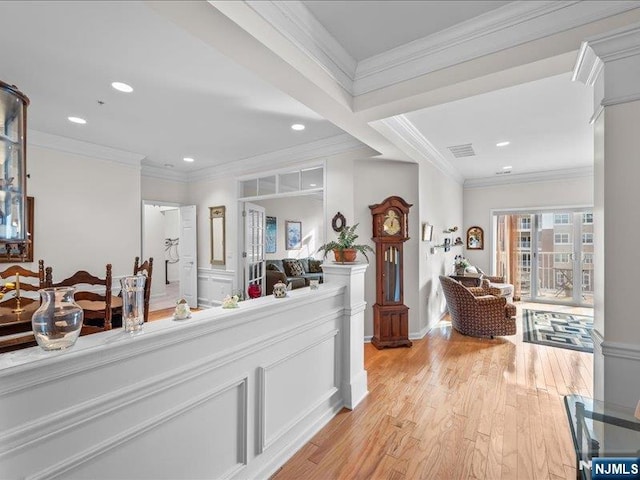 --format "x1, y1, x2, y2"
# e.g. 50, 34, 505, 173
276, 303, 592, 479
